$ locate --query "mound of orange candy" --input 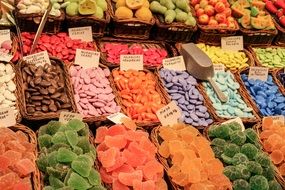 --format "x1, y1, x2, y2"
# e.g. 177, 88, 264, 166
157, 123, 232, 189
260, 117, 285, 176
112, 69, 166, 123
